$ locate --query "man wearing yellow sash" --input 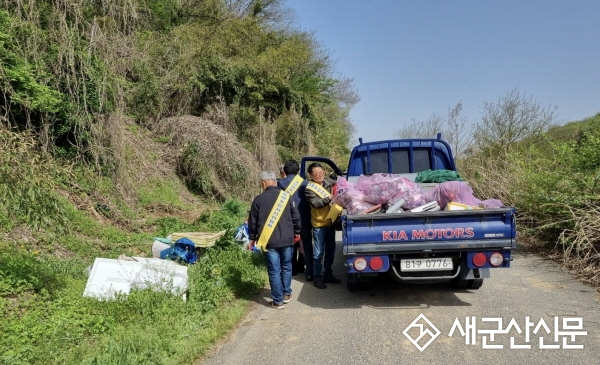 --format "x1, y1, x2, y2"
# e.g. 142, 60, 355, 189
305, 162, 342, 289
277, 160, 309, 277
248, 171, 301, 309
